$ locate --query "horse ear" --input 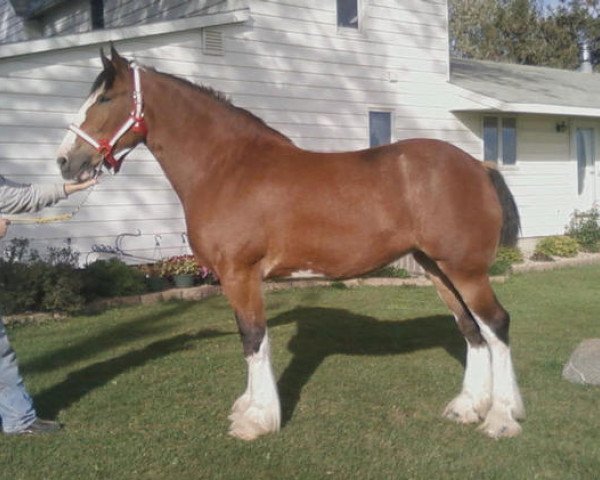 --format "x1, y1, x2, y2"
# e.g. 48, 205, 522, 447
109, 43, 129, 71
100, 48, 111, 71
